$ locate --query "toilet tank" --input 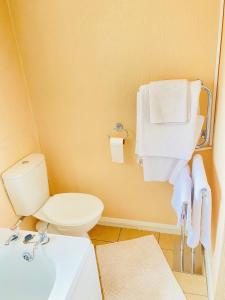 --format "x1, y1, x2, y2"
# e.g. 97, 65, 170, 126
2, 153, 50, 216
